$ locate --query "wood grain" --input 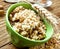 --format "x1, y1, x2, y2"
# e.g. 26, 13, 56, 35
0, 0, 60, 49
0, 44, 17, 49
46, 0, 60, 17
